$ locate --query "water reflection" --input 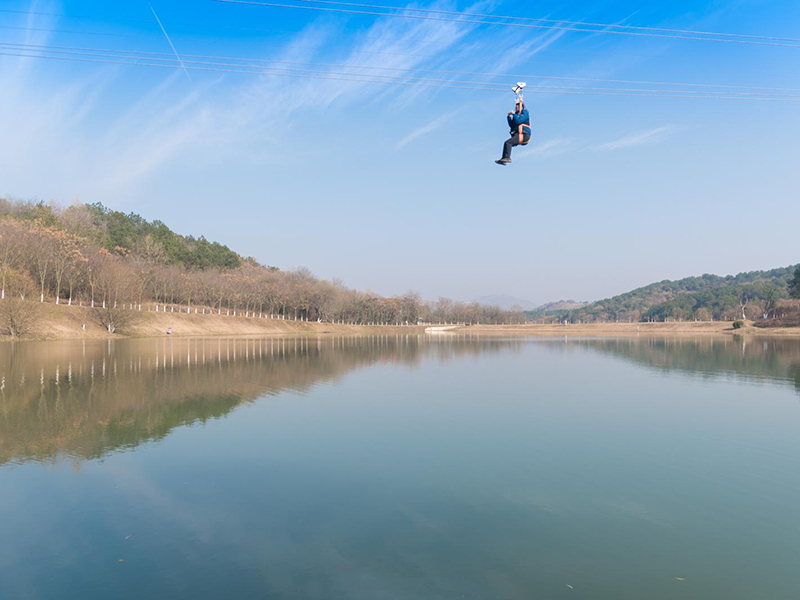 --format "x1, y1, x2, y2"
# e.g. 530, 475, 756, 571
2, 335, 800, 600
2, 335, 800, 467
0, 336, 522, 466
559, 336, 800, 393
